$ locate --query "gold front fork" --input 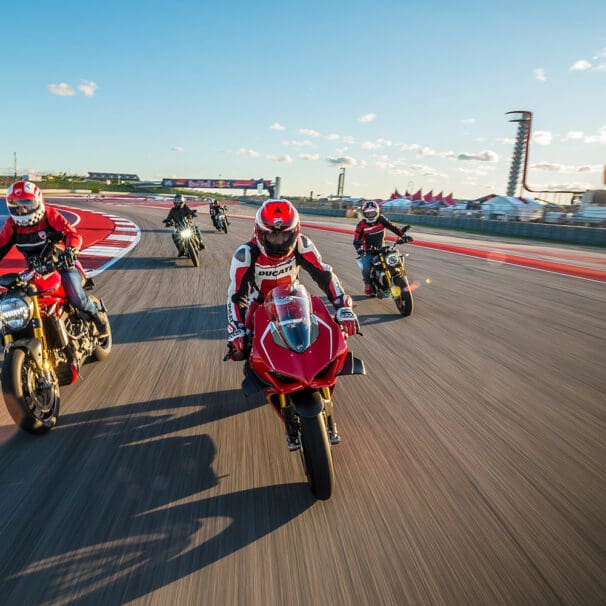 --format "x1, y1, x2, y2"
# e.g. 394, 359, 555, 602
30, 295, 51, 368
